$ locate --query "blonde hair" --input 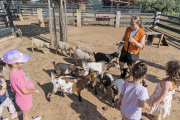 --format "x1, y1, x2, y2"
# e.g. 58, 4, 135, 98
131, 15, 143, 30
